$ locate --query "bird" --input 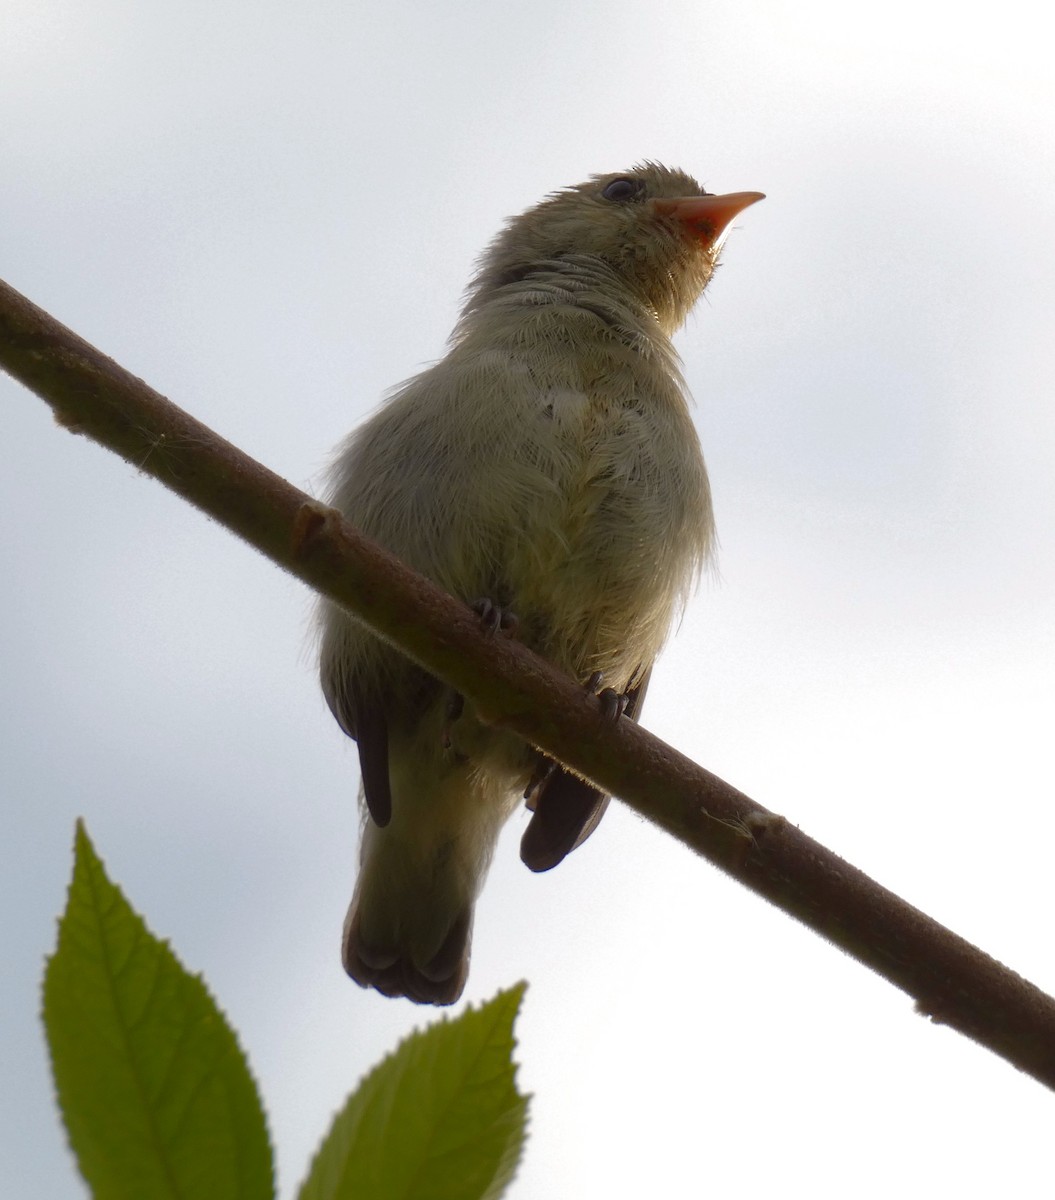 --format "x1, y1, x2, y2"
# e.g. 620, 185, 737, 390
318, 163, 763, 1004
